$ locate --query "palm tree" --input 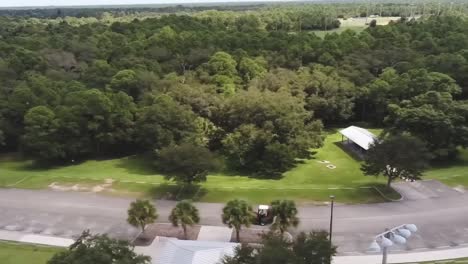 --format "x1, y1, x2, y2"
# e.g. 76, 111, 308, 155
270, 200, 299, 234
169, 200, 200, 240
127, 199, 158, 234
222, 199, 254, 242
